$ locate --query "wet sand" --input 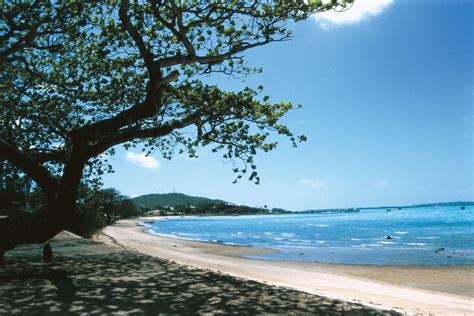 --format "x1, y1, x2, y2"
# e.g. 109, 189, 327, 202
102, 218, 474, 315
